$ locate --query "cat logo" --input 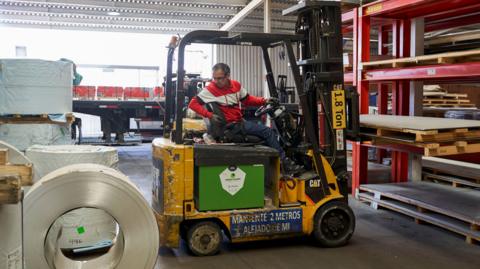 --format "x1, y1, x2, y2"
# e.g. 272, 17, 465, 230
309, 179, 321, 188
